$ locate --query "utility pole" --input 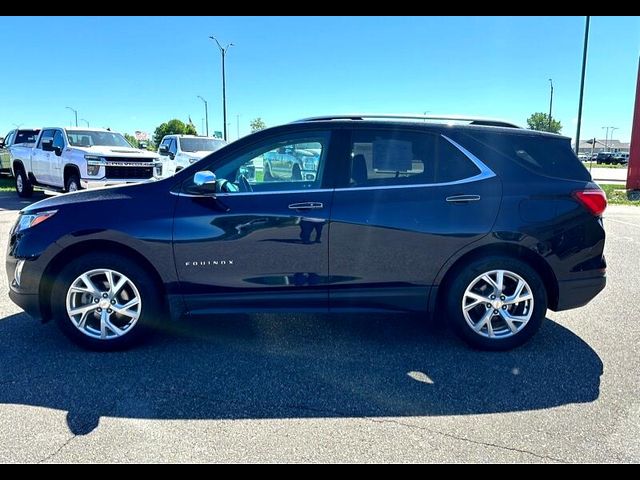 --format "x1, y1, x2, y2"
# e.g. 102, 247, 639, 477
548, 79, 554, 131
575, 16, 590, 154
